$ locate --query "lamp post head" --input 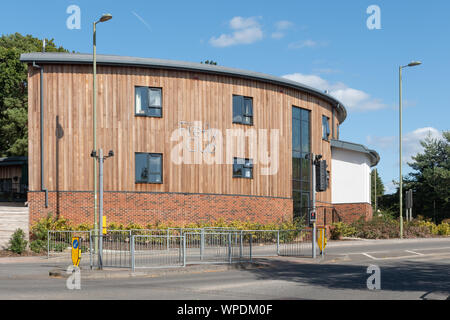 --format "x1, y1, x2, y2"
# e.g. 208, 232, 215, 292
98, 13, 112, 23
407, 61, 422, 67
